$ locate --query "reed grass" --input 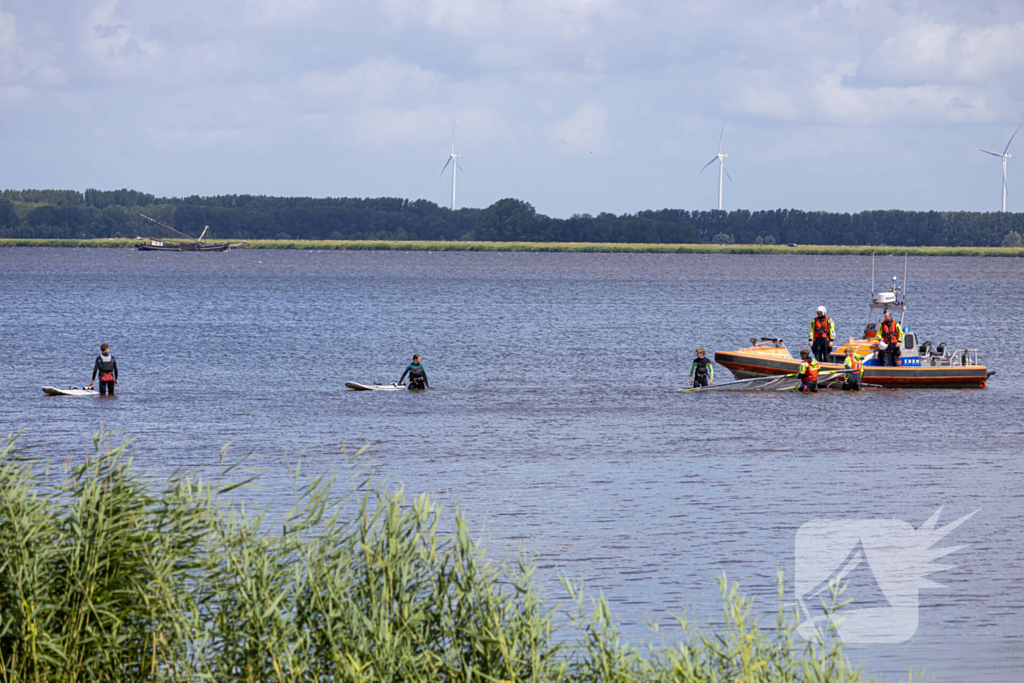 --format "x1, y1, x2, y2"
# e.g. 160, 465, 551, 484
2, 237, 1024, 256
0, 430, 891, 682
